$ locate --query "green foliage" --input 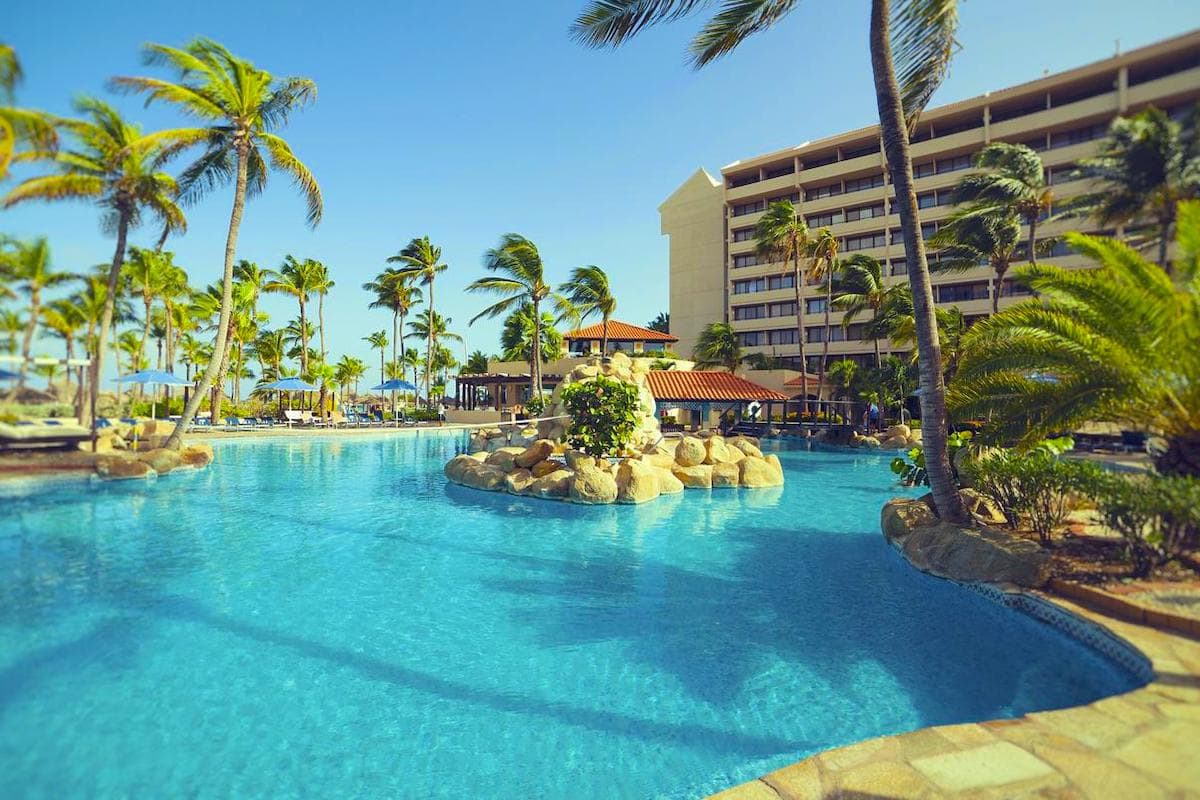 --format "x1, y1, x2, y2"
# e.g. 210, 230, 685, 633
560, 375, 639, 458
524, 393, 546, 417
966, 439, 1102, 544
1087, 472, 1200, 577
891, 431, 972, 487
